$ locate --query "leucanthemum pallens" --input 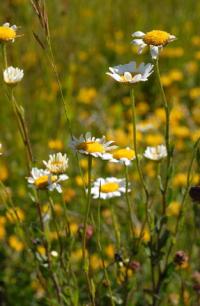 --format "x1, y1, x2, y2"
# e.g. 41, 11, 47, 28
0, 23, 17, 42
106, 61, 154, 83
132, 30, 176, 59
109, 147, 136, 166
91, 177, 129, 200
144, 145, 167, 161
43, 153, 68, 174
3, 67, 24, 85
27, 168, 68, 193
69, 132, 117, 159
